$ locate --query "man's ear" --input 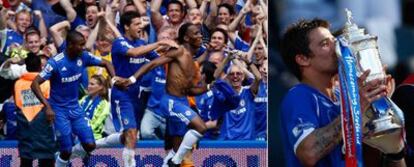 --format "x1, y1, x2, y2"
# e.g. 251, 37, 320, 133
295, 54, 311, 67
184, 35, 189, 43
124, 25, 129, 32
